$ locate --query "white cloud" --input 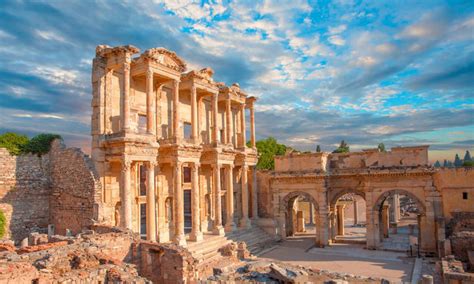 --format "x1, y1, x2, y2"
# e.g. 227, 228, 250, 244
364, 125, 399, 135
32, 66, 79, 86
328, 24, 347, 35
328, 35, 345, 46
35, 30, 68, 43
